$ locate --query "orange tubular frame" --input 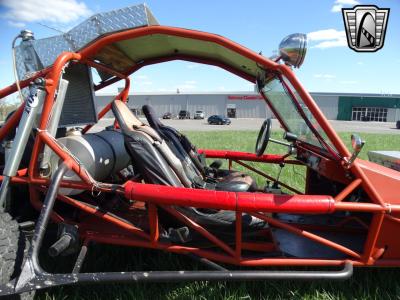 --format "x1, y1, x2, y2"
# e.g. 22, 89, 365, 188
0, 25, 399, 270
